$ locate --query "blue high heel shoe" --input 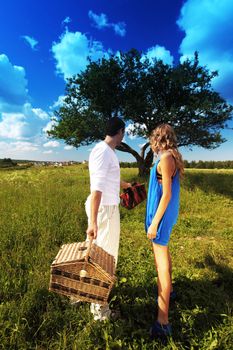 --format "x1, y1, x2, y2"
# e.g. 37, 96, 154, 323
150, 321, 172, 341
